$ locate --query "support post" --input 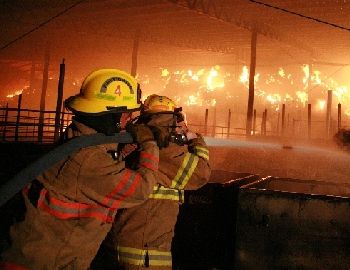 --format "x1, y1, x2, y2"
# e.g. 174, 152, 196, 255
264, 108, 267, 135
204, 108, 208, 136
308, 103, 311, 139
261, 110, 265, 136
308, 63, 313, 104
130, 31, 140, 77
60, 107, 66, 139
211, 106, 217, 137
227, 109, 231, 138
338, 103, 342, 131
38, 43, 50, 143
326, 90, 332, 138
281, 104, 285, 136
2, 103, 8, 141
245, 30, 257, 136
15, 94, 23, 141
253, 109, 256, 135
54, 59, 65, 142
